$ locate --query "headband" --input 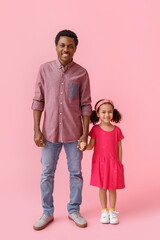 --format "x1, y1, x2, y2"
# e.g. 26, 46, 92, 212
95, 99, 114, 112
